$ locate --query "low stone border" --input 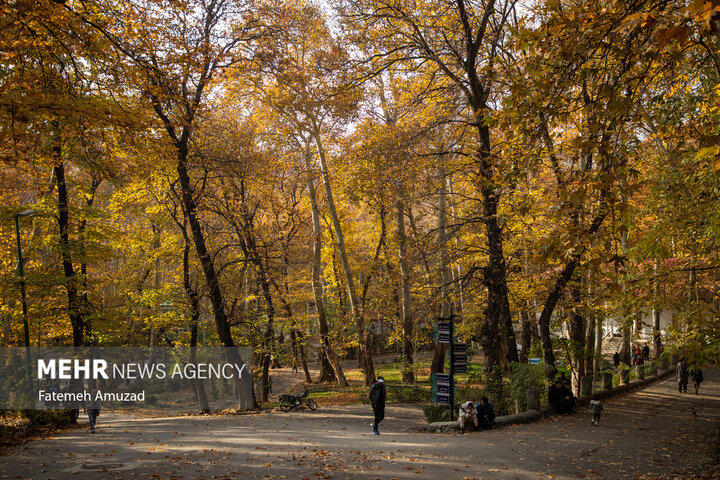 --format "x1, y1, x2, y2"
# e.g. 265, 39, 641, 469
426, 368, 675, 433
